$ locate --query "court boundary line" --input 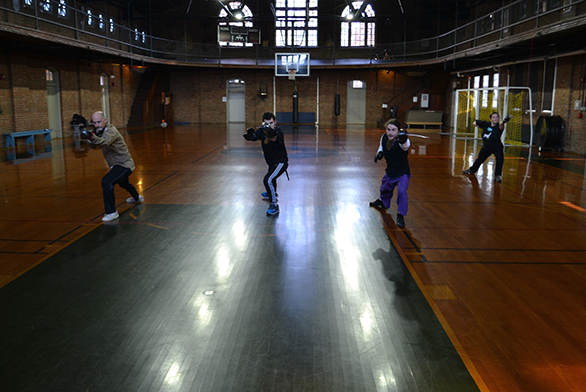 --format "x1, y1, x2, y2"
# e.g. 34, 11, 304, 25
378, 210, 490, 392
